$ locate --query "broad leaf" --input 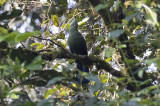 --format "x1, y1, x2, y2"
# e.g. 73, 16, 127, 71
109, 29, 124, 39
